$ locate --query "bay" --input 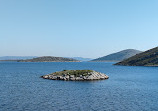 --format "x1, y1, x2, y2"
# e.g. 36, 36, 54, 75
0, 62, 158, 111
